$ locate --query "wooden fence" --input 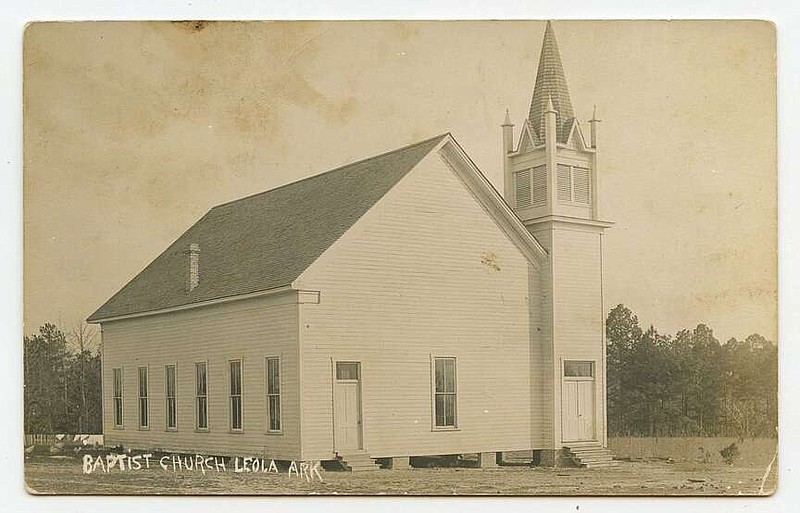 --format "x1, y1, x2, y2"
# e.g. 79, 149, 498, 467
24, 434, 58, 446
